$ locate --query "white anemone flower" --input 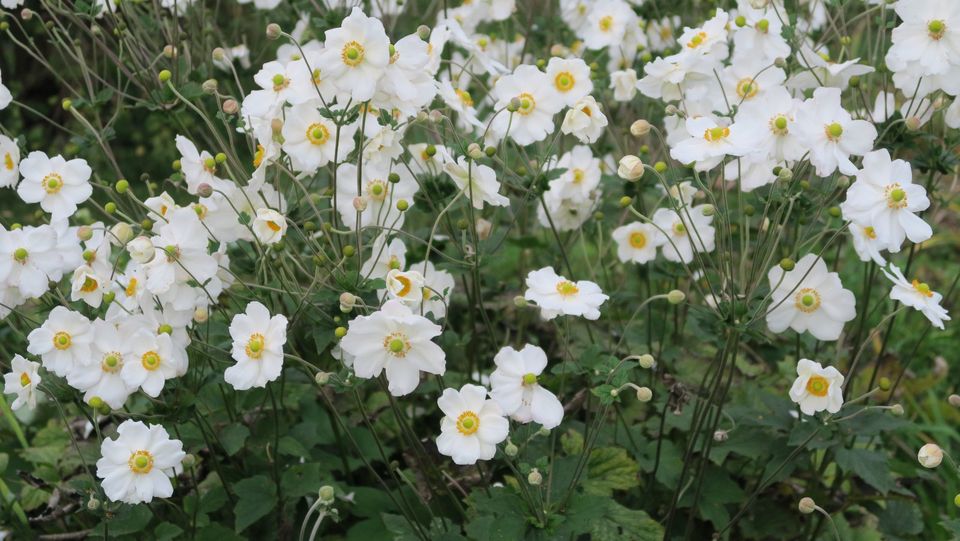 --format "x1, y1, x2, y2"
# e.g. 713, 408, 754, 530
27, 306, 94, 378
436, 383, 509, 465
765, 254, 857, 341
882, 265, 951, 330
3, 355, 42, 411
489, 344, 564, 429
224, 301, 288, 390
789, 359, 844, 416
339, 299, 446, 396
96, 420, 186, 504
17, 152, 92, 219
523, 267, 608, 321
